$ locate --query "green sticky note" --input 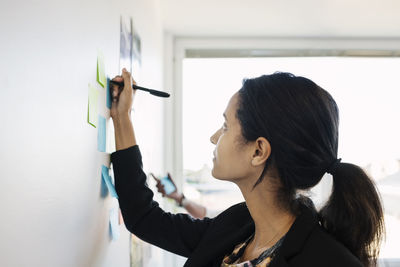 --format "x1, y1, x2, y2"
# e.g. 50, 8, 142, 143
97, 50, 106, 88
87, 84, 99, 127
